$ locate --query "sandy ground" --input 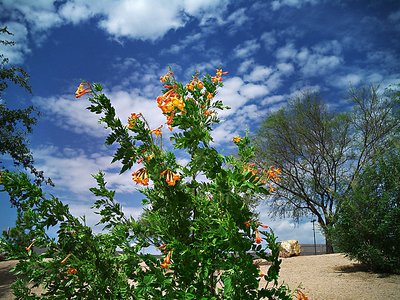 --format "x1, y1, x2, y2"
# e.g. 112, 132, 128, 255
1, 254, 399, 299
263, 253, 400, 300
